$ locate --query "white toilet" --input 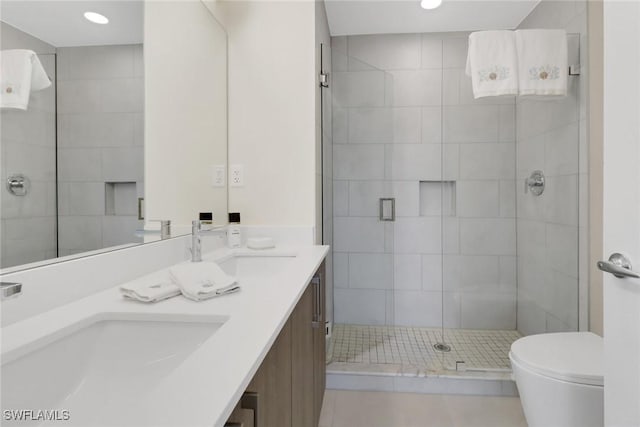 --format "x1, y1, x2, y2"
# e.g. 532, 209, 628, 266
509, 332, 604, 427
